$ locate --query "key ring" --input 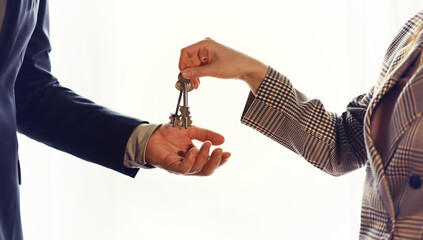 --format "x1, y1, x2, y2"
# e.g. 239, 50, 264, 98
169, 73, 194, 129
